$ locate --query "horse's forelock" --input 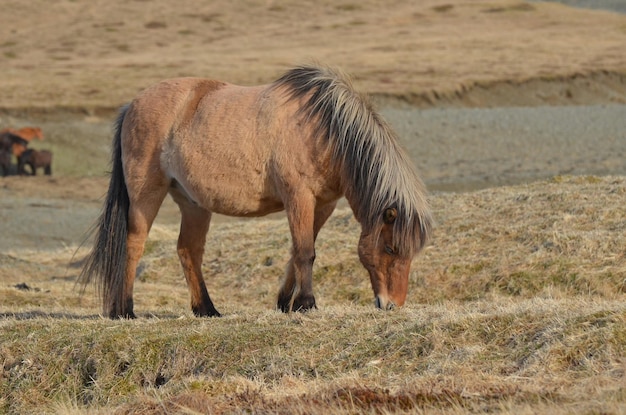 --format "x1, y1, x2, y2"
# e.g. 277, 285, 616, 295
272, 65, 433, 256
